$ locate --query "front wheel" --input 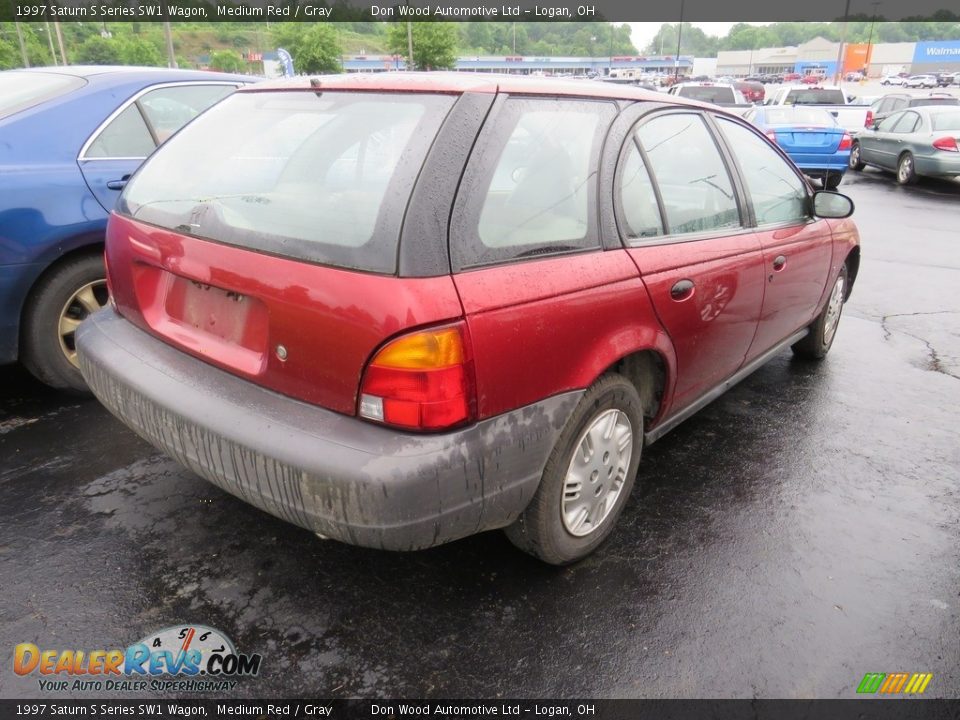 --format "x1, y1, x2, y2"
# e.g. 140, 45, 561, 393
505, 374, 643, 565
792, 266, 848, 360
897, 152, 917, 185
849, 142, 865, 171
